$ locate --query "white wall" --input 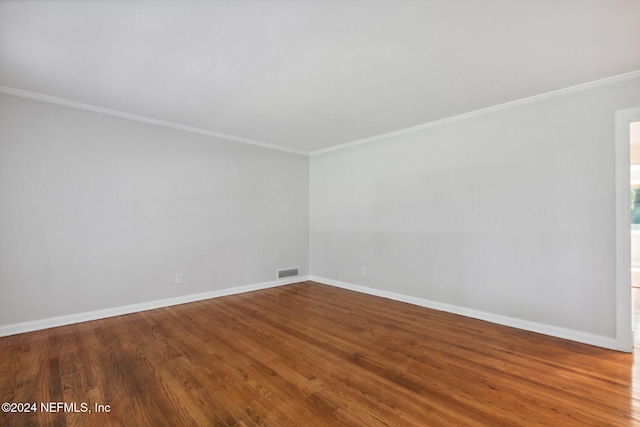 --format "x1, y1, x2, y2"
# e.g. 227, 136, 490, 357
2, 75, 639, 347
0, 93, 309, 326
310, 76, 640, 341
